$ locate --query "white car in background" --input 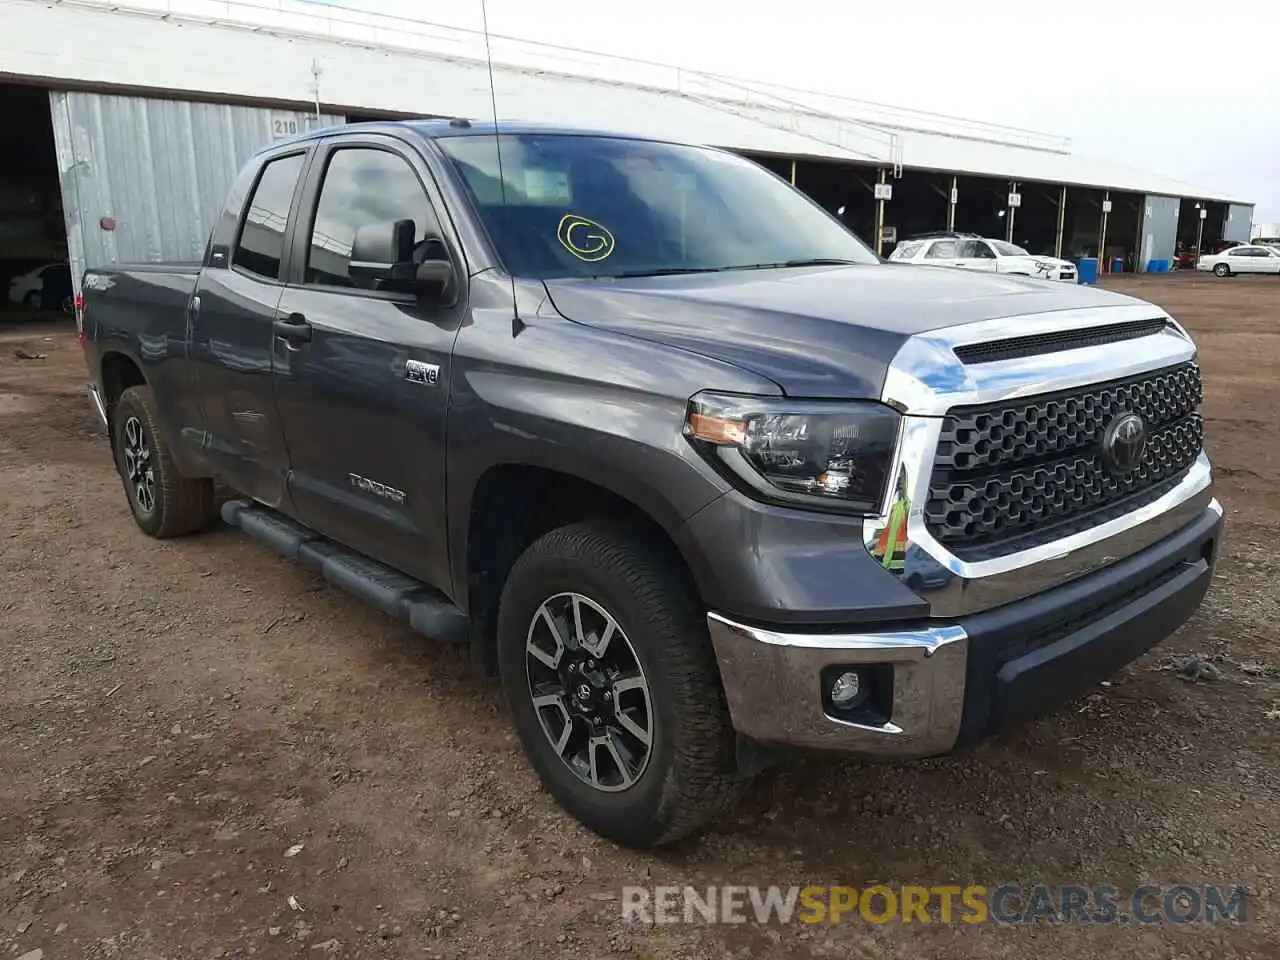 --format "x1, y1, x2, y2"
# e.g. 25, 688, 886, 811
889, 232, 1077, 282
7, 261, 74, 313
1197, 245, 1280, 277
